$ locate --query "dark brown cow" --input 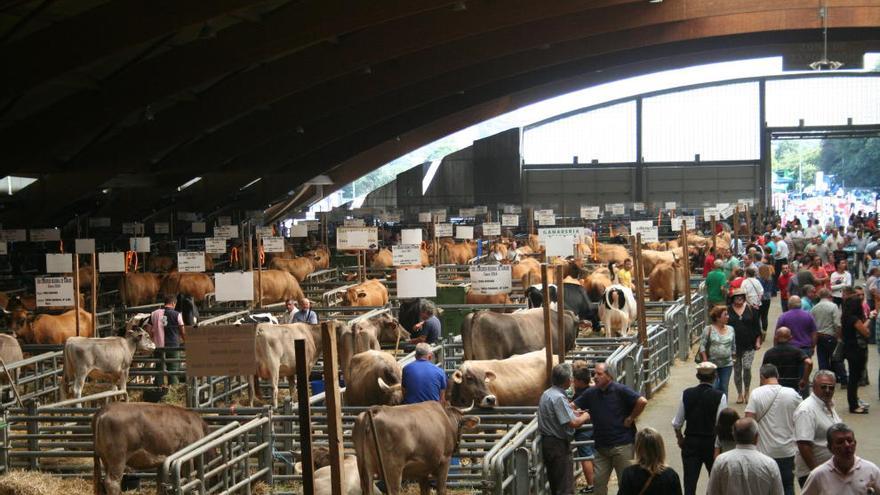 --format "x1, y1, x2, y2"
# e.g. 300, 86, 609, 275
147, 255, 175, 273
160, 272, 214, 301
344, 350, 403, 407
460, 308, 577, 361
93, 402, 209, 495
119, 272, 161, 306
354, 402, 479, 495
345, 279, 388, 307
10, 308, 94, 344
254, 269, 304, 305
269, 256, 315, 281
447, 349, 557, 407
